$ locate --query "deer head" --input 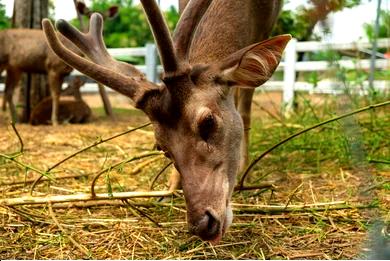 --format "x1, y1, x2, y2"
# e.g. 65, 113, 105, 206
42, 0, 290, 243
75, 0, 119, 20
